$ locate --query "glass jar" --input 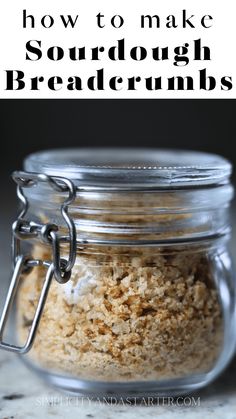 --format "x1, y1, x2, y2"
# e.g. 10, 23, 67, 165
0, 148, 235, 397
